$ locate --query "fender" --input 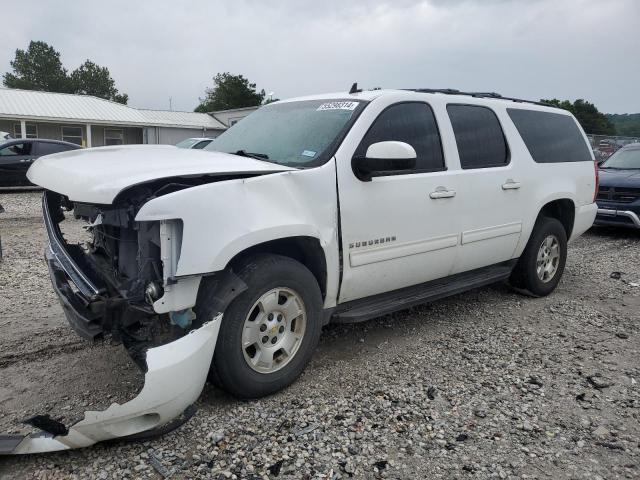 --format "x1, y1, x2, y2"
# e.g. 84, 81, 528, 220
136, 161, 341, 308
